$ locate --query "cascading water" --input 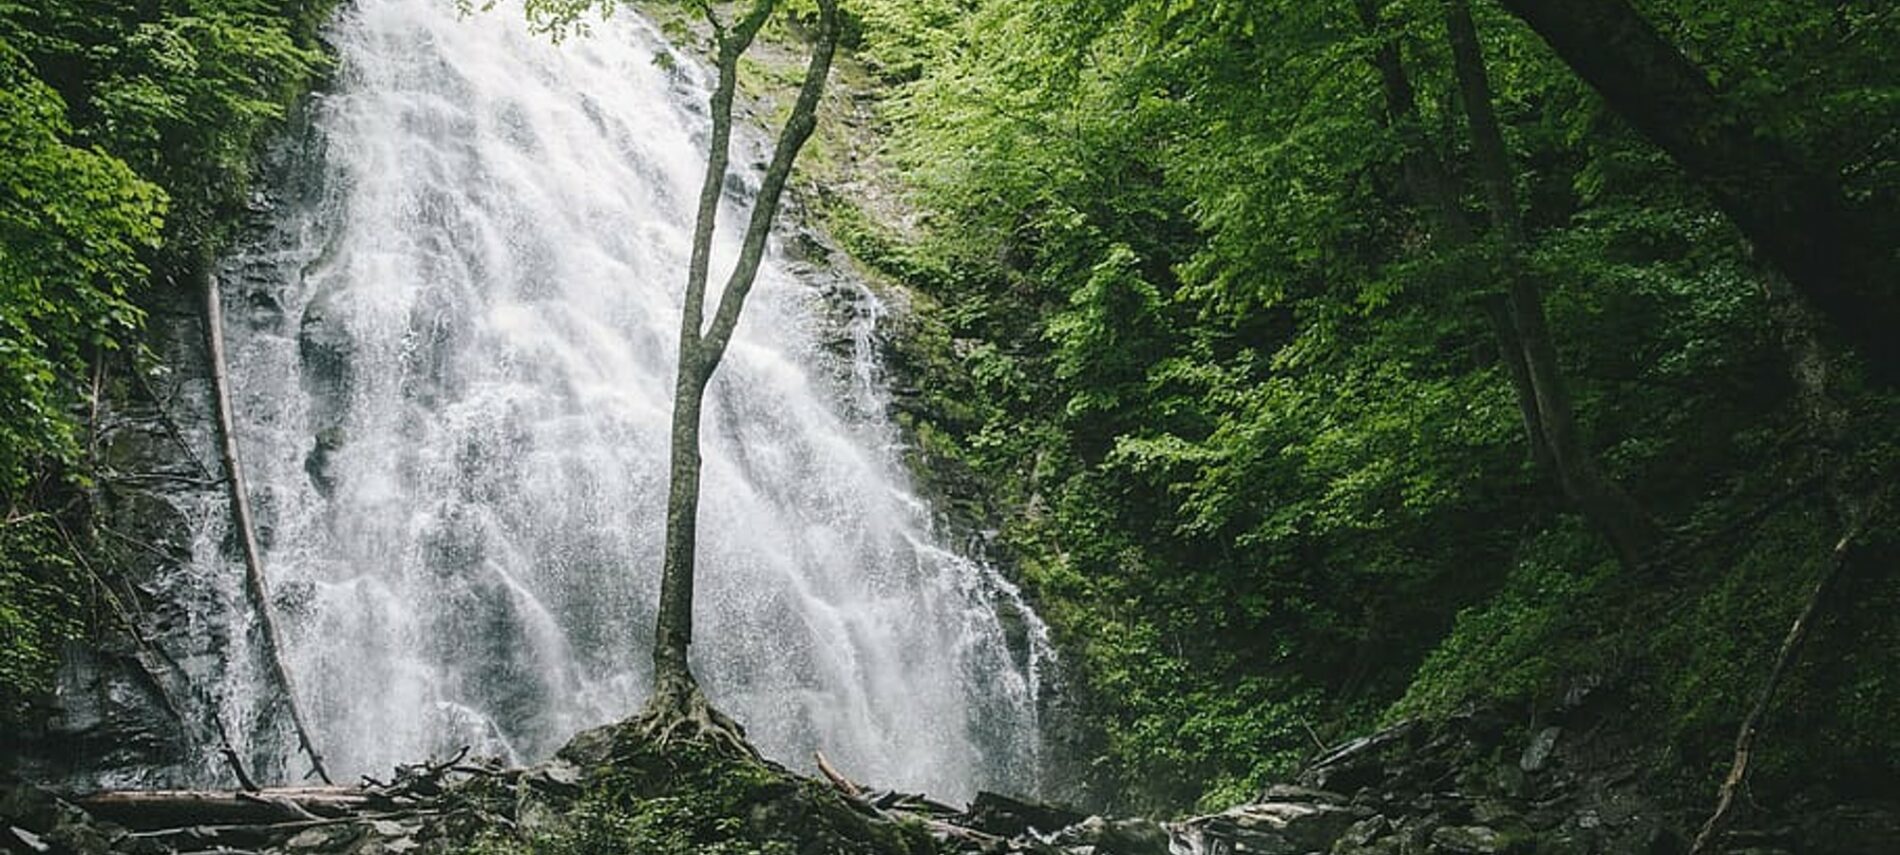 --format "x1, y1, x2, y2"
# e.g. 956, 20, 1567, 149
196, 0, 1052, 800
